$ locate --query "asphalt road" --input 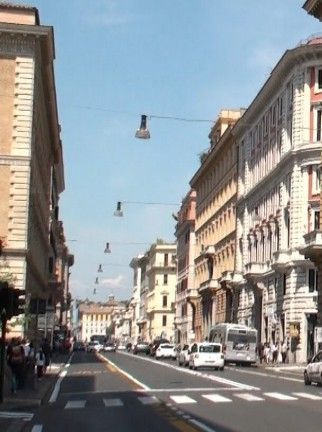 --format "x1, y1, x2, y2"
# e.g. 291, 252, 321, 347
20, 350, 322, 432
